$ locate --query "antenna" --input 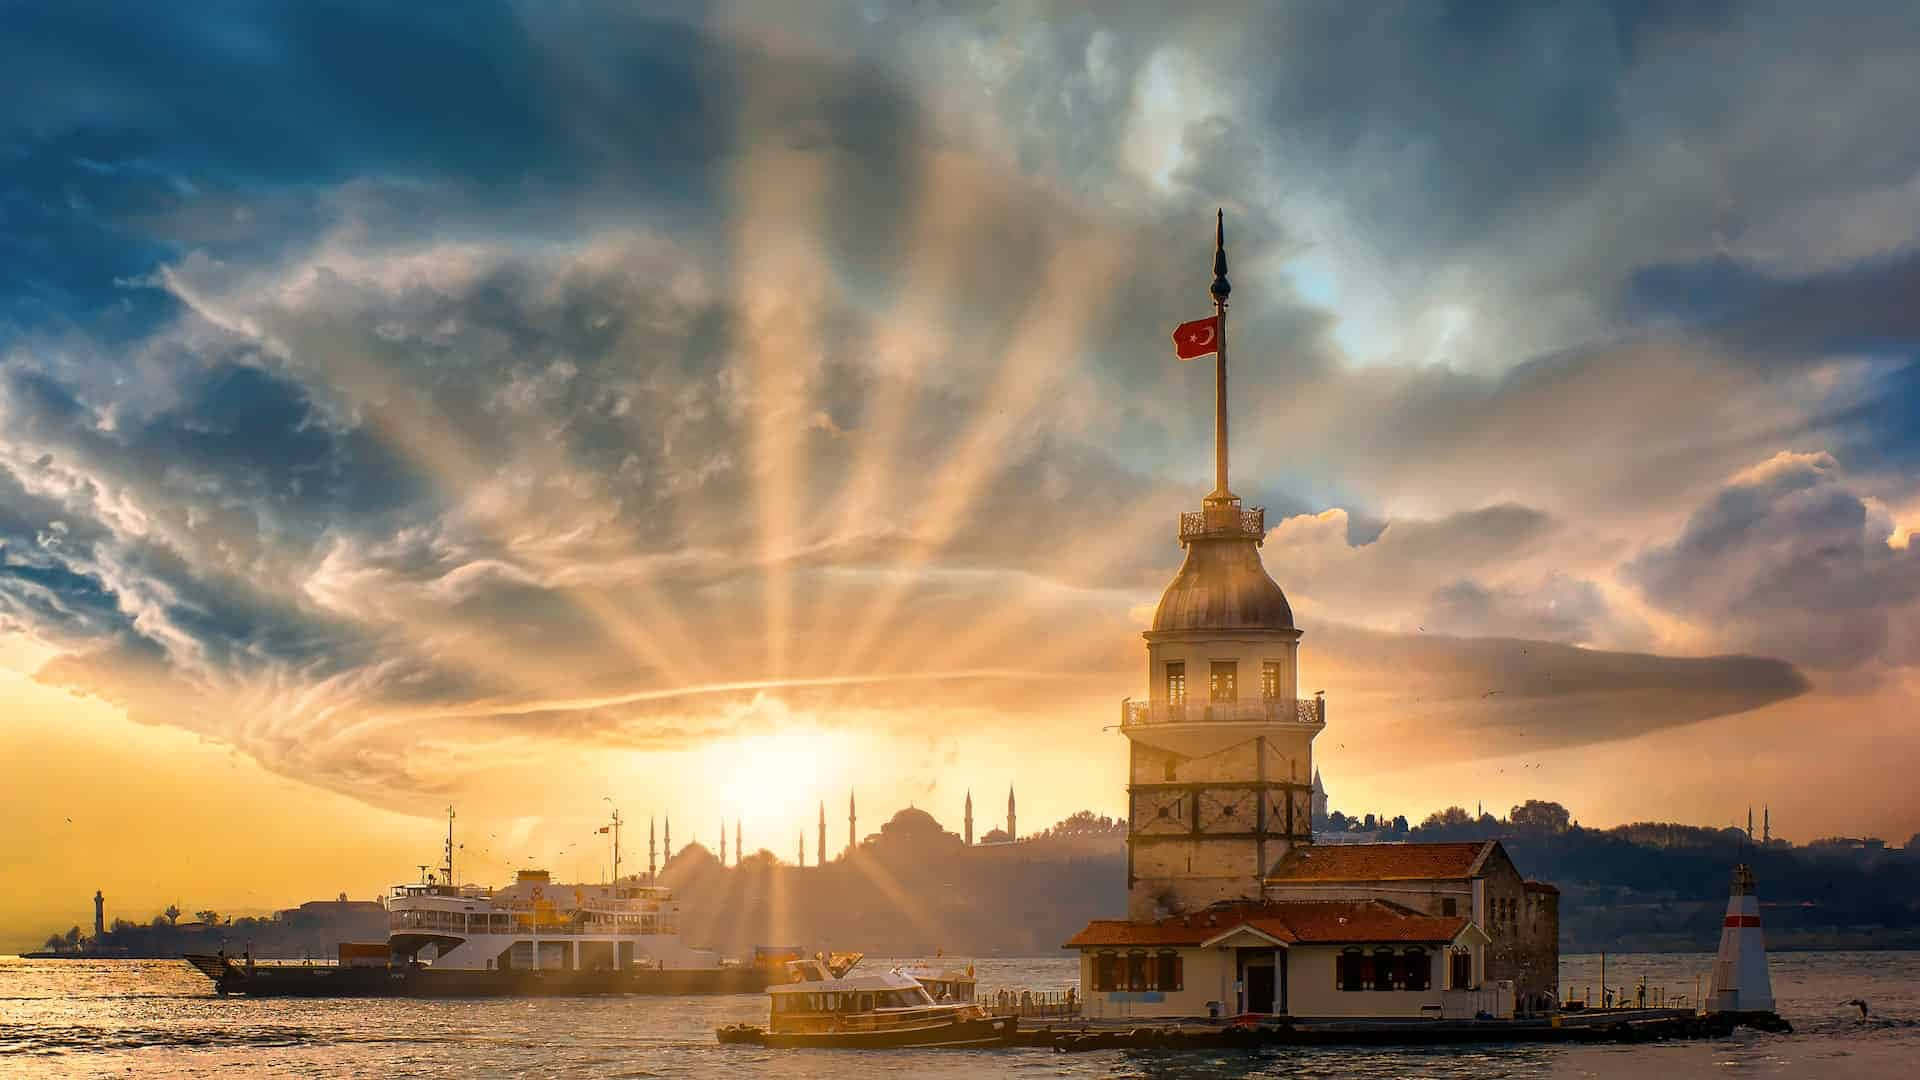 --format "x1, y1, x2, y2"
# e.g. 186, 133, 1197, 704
443, 806, 456, 888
